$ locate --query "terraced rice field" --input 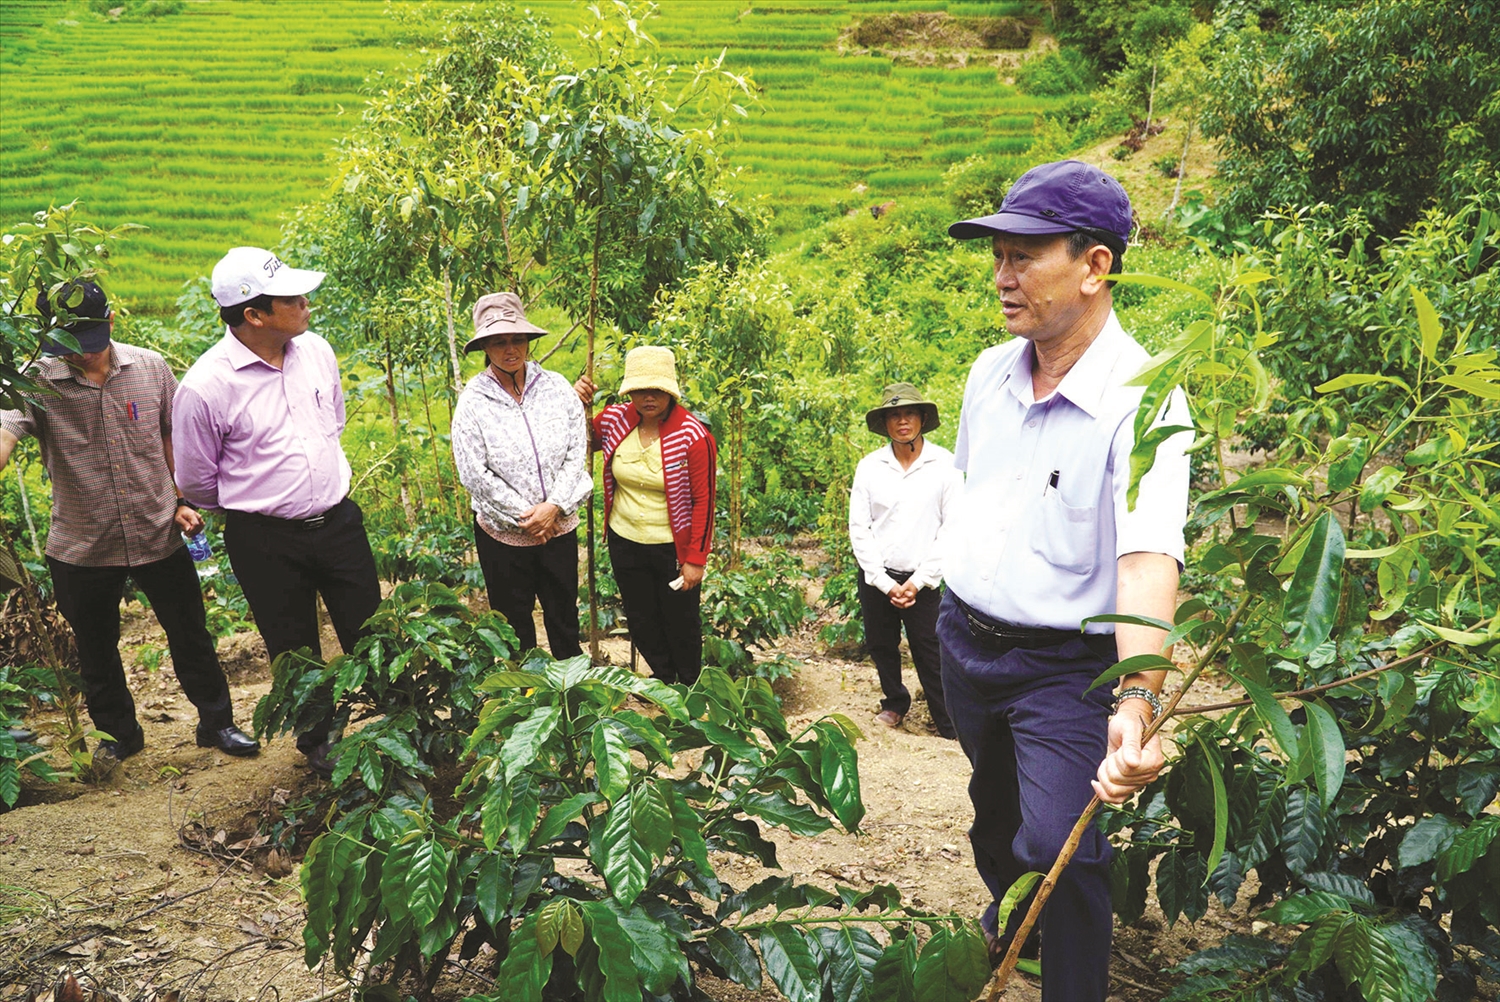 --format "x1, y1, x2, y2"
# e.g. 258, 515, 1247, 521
2, 0, 1065, 316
